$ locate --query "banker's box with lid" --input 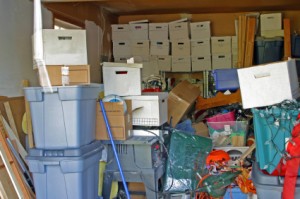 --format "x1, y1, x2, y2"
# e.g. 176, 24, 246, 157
24, 84, 103, 149
103, 62, 142, 96
26, 141, 103, 199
